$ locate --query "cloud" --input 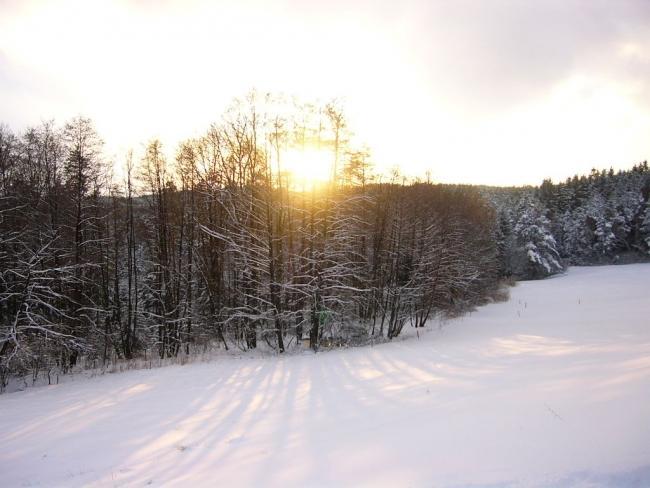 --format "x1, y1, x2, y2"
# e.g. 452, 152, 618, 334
0, 0, 649, 184
394, 0, 650, 114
